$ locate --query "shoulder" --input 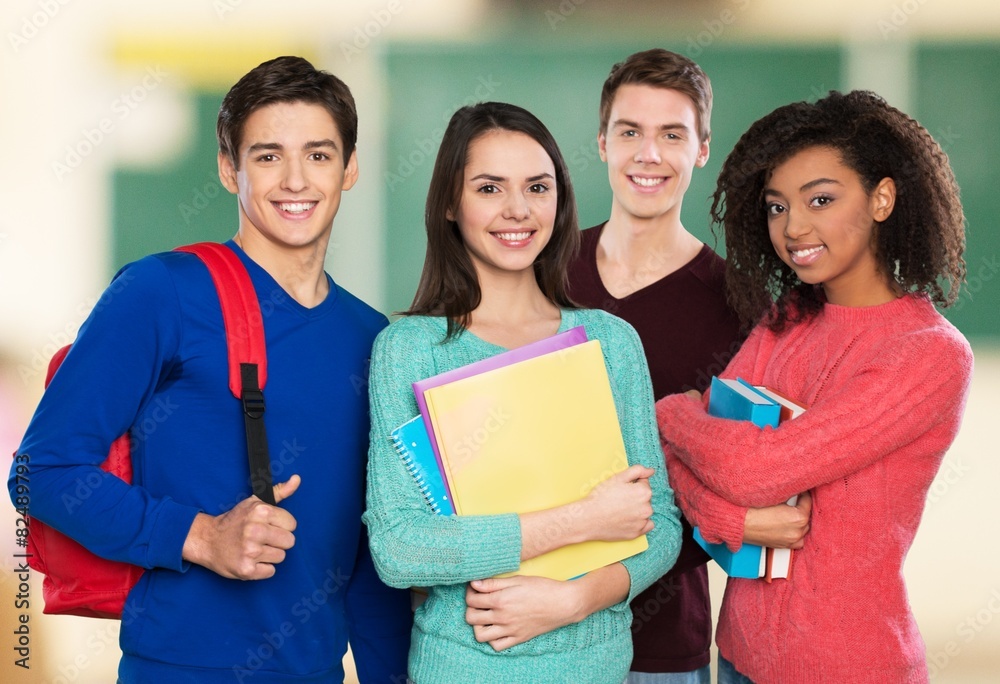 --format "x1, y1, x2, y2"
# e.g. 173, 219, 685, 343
568, 308, 644, 353
684, 244, 728, 295
99, 251, 205, 316
578, 223, 605, 248
897, 296, 973, 372
373, 315, 447, 353
330, 283, 390, 338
